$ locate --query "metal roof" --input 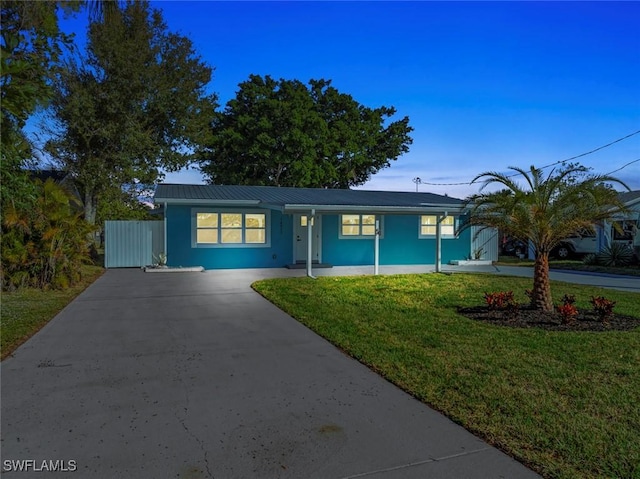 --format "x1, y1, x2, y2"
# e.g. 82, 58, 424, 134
619, 190, 640, 205
154, 184, 464, 213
